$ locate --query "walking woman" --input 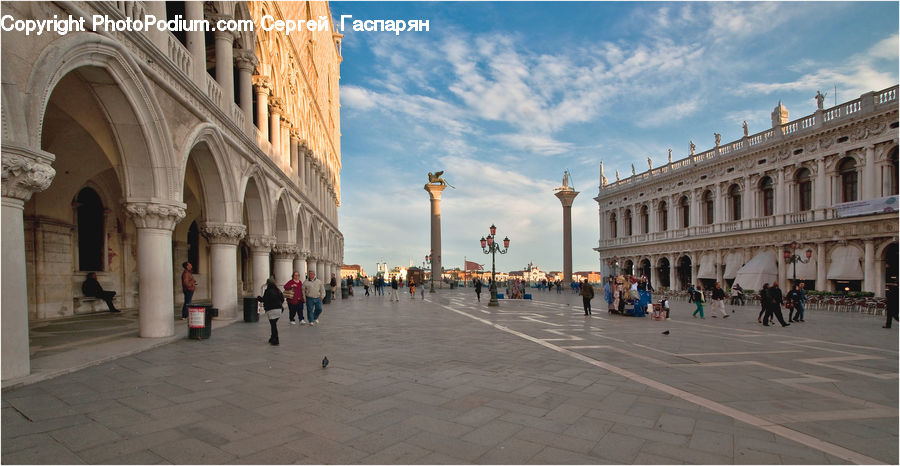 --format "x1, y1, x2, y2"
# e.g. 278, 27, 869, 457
474, 277, 483, 302
692, 284, 705, 318
758, 283, 771, 324
284, 272, 305, 325
258, 278, 285, 345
